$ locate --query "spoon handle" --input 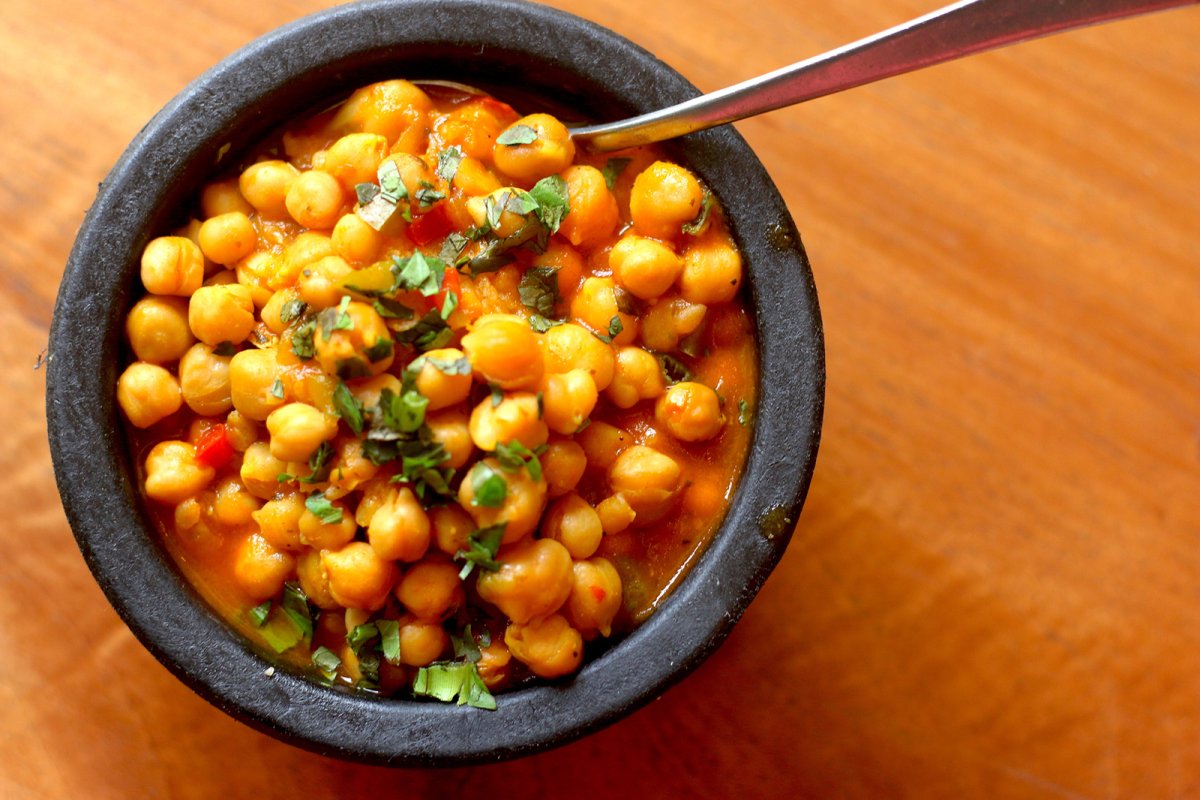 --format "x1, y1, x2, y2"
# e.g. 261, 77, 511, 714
572, 0, 1198, 150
